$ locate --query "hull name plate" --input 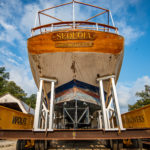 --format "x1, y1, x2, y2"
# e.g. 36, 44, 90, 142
52, 31, 96, 41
